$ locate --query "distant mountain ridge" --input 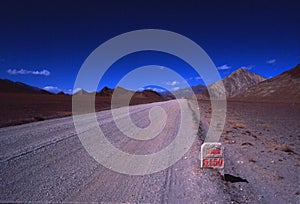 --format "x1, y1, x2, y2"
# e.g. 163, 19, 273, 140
0, 79, 51, 94
0, 78, 167, 101
5, 63, 299, 103
235, 64, 300, 102
198, 68, 266, 99
75, 86, 163, 100
96, 86, 114, 96
97, 86, 164, 100
161, 84, 206, 98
